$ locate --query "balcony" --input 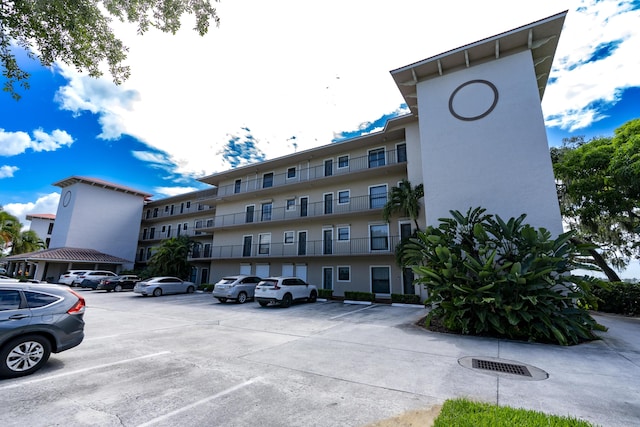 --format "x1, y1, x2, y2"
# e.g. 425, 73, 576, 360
194, 235, 403, 259
142, 204, 215, 223
211, 147, 406, 199
208, 194, 387, 229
